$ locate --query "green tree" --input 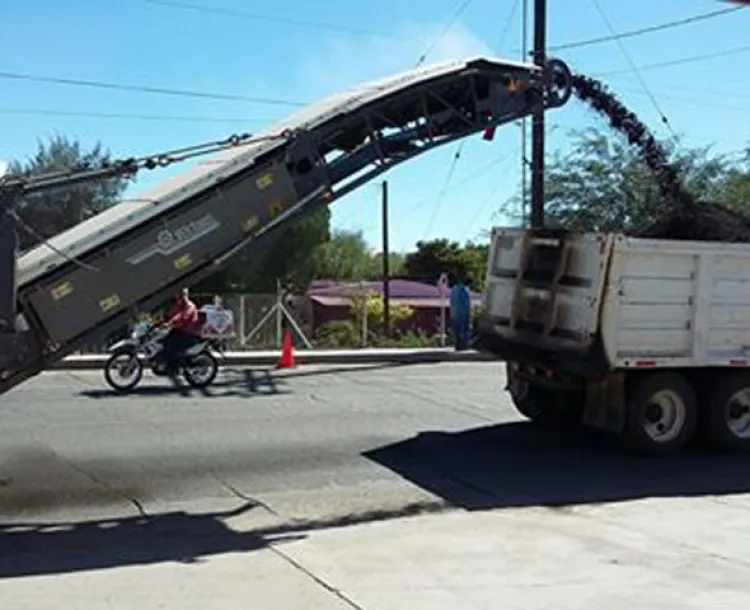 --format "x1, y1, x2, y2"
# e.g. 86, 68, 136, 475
371, 251, 407, 278
404, 238, 488, 291
10, 134, 132, 250
307, 230, 408, 282
309, 229, 378, 281
197, 205, 332, 294
721, 146, 750, 209
500, 128, 749, 233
